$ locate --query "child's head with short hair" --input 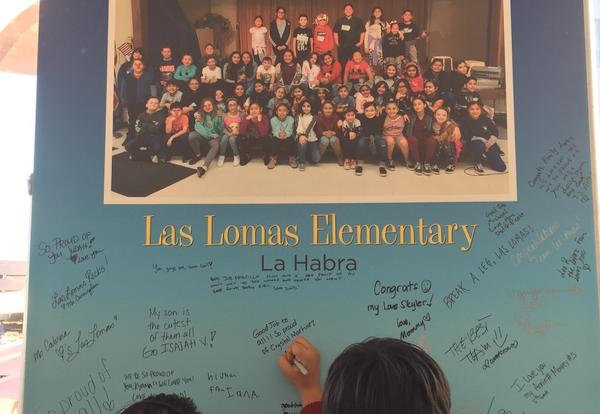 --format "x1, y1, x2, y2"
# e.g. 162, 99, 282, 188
412, 96, 426, 114
161, 47, 172, 60
146, 97, 160, 113
343, 3, 354, 17
204, 43, 215, 56
181, 54, 193, 66
337, 85, 350, 99
402, 9, 414, 23
254, 81, 266, 94
188, 77, 200, 91
275, 103, 290, 119
131, 59, 144, 74
351, 50, 364, 63
465, 76, 478, 92
121, 393, 201, 414
390, 21, 400, 33
254, 16, 263, 27
282, 50, 295, 64
169, 102, 183, 117
424, 79, 439, 96
363, 102, 377, 118
262, 56, 272, 68
207, 57, 217, 69
323, 338, 451, 414
430, 58, 444, 73
468, 101, 483, 119
298, 14, 309, 27
165, 80, 179, 94
317, 88, 329, 101
344, 108, 357, 122
132, 47, 144, 61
